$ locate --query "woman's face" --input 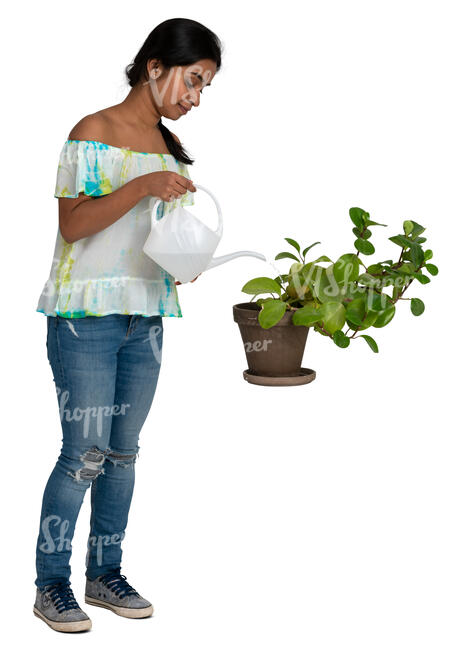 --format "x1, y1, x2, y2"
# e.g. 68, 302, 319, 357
145, 58, 217, 120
